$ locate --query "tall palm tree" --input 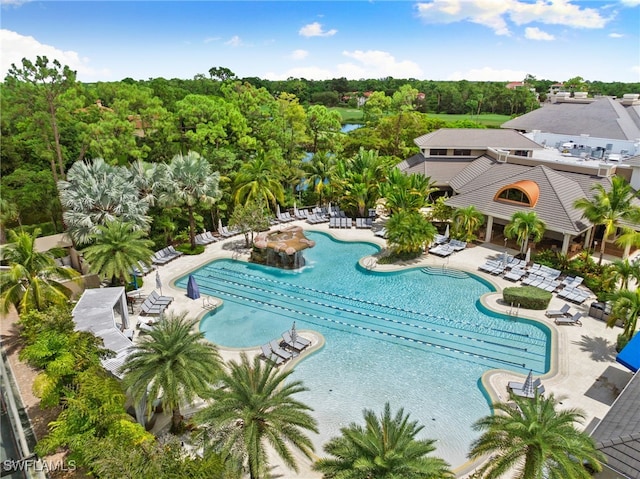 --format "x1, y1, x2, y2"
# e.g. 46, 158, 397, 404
313, 402, 453, 479
605, 288, 640, 341
119, 313, 222, 433
609, 258, 640, 290
303, 153, 337, 206
379, 169, 435, 214
574, 175, 640, 264
504, 211, 545, 255
58, 158, 152, 246
81, 221, 155, 286
195, 353, 318, 479
452, 206, 485, 242
233, 152, 285, 212
468, 392, 604, 479
0, 229, 79, 313
386, 210, 437, 256
160, 151, 221, 249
